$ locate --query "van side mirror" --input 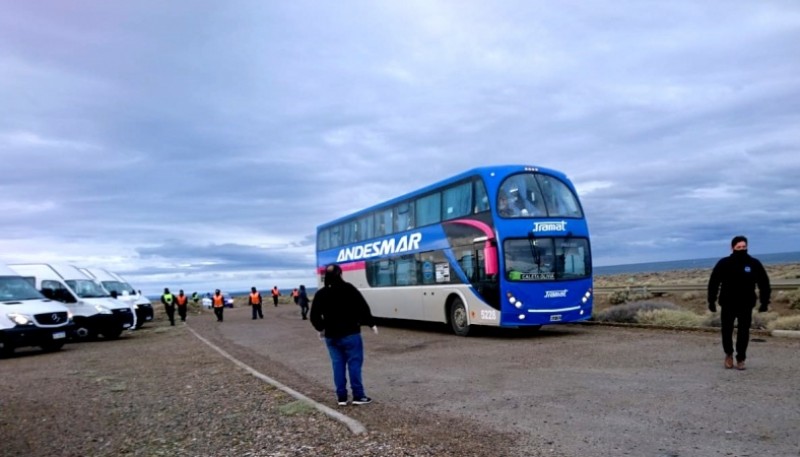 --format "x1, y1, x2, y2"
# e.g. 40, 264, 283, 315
41, 288, 57, 300
55, 289, 77, 303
